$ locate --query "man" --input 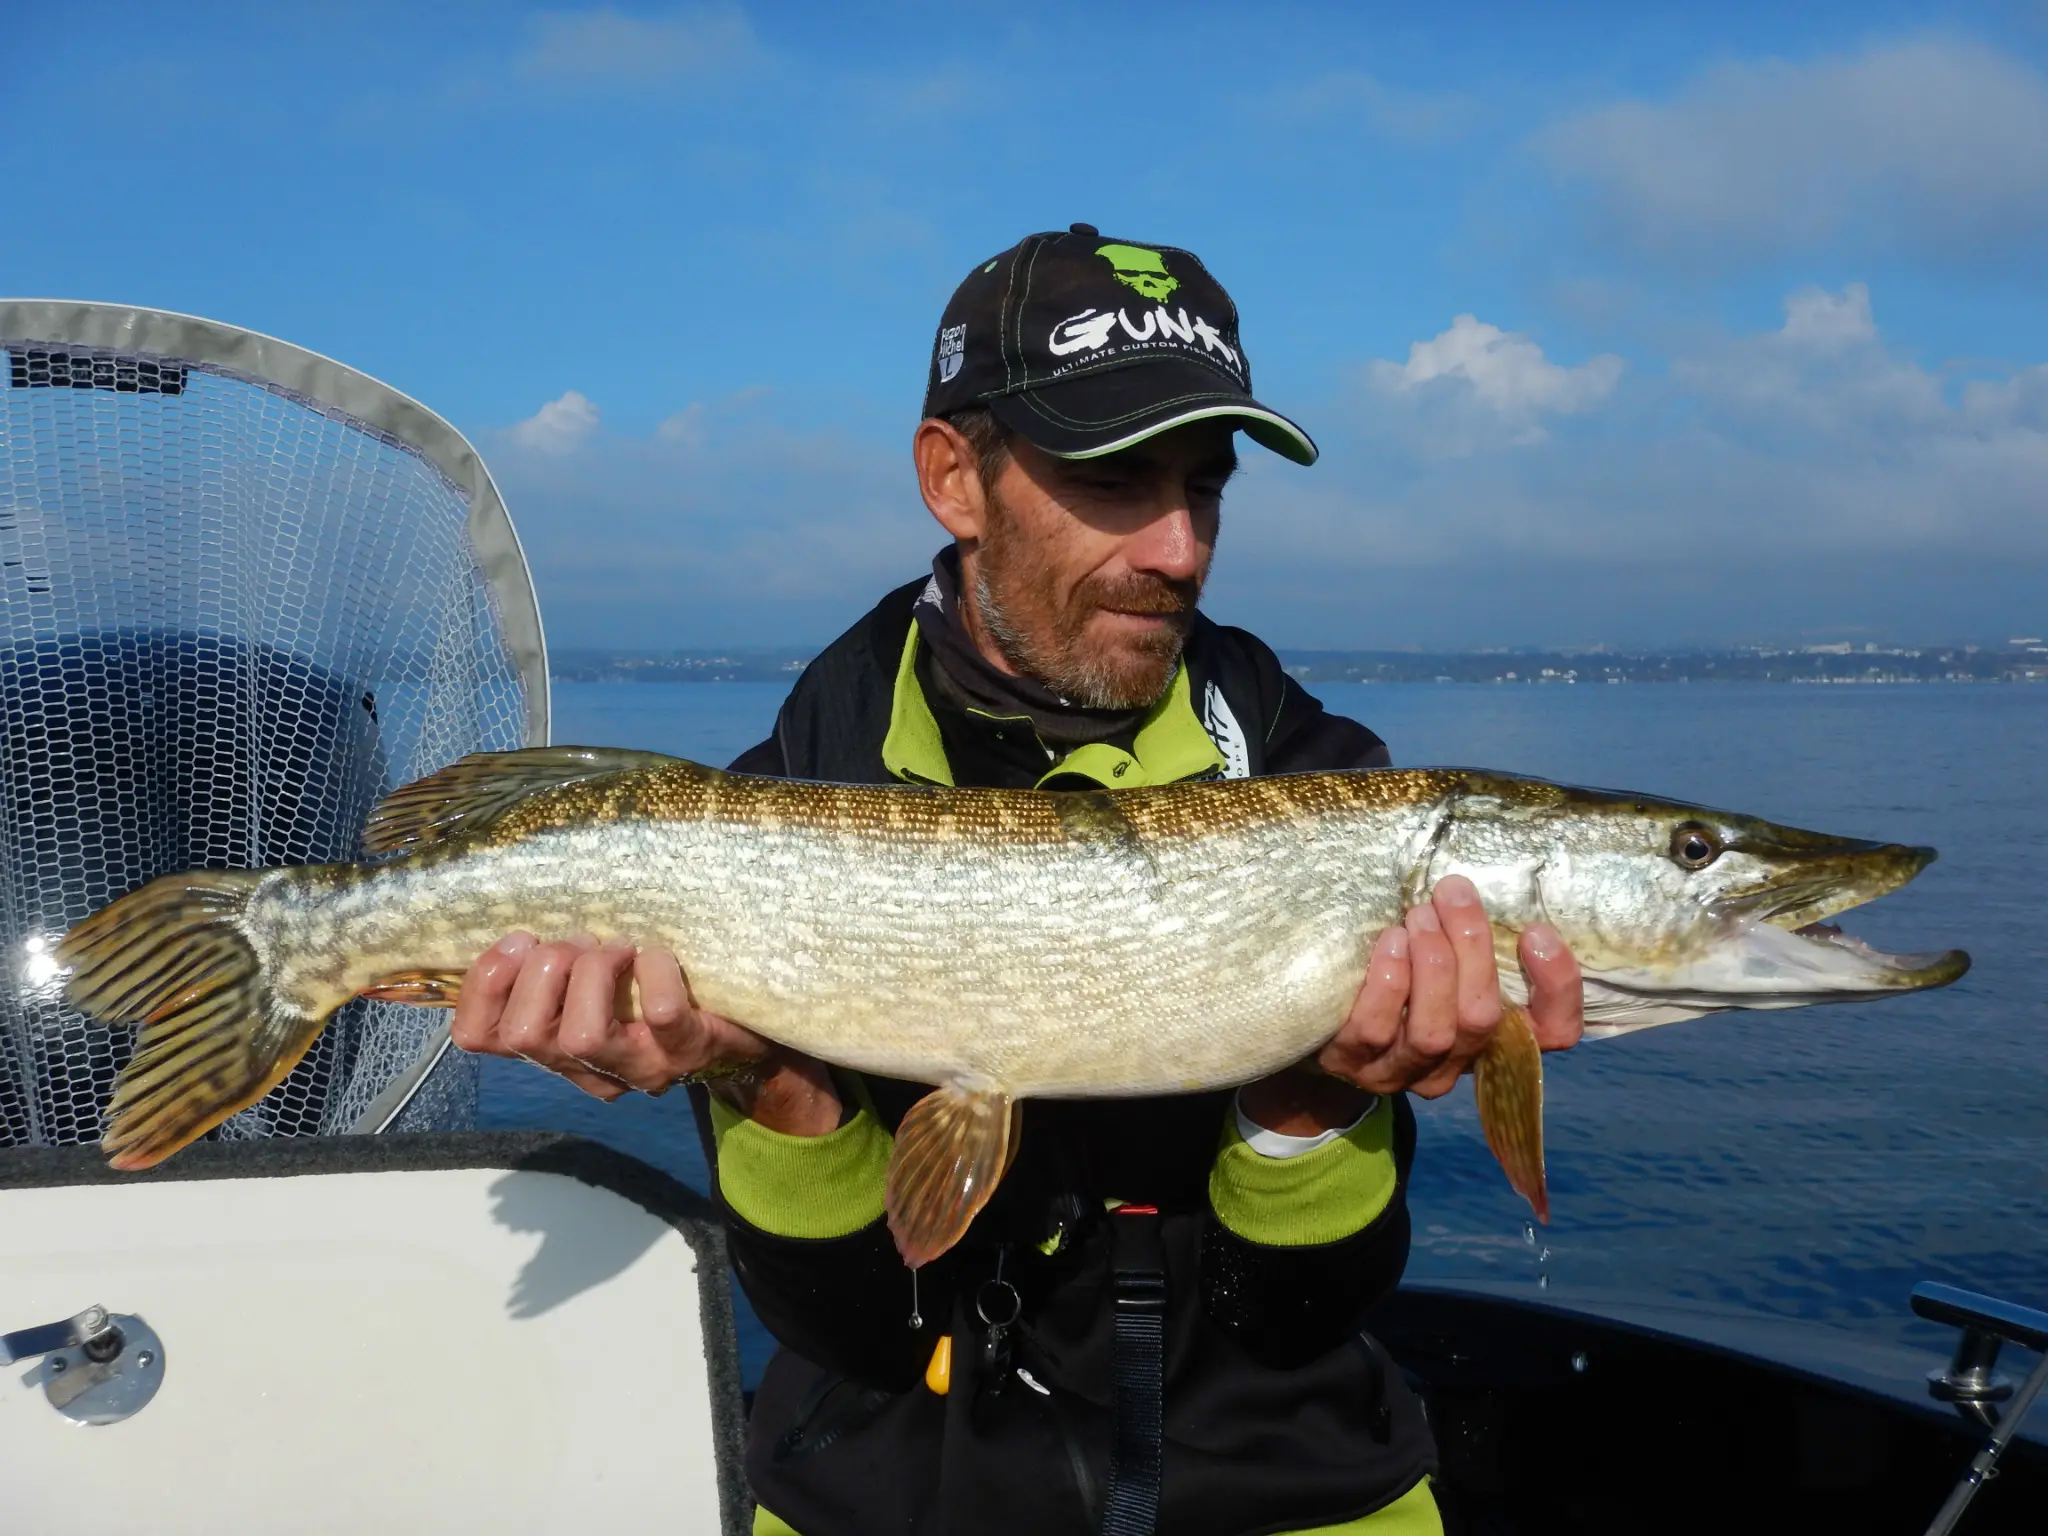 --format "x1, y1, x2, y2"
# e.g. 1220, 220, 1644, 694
453, 226, 1584, 1534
